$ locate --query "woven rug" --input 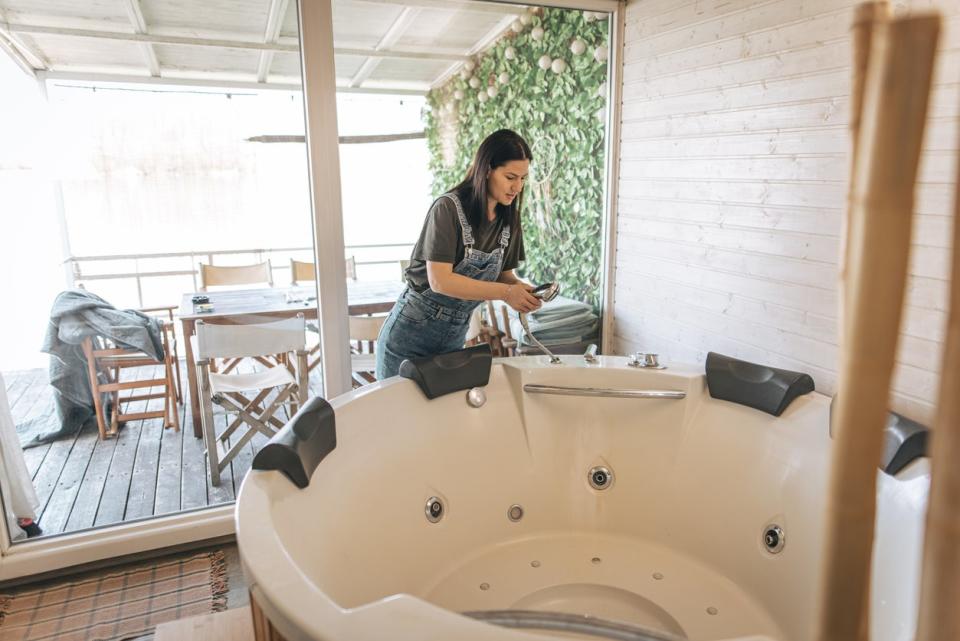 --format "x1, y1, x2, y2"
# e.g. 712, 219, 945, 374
0, 550, 228, 641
